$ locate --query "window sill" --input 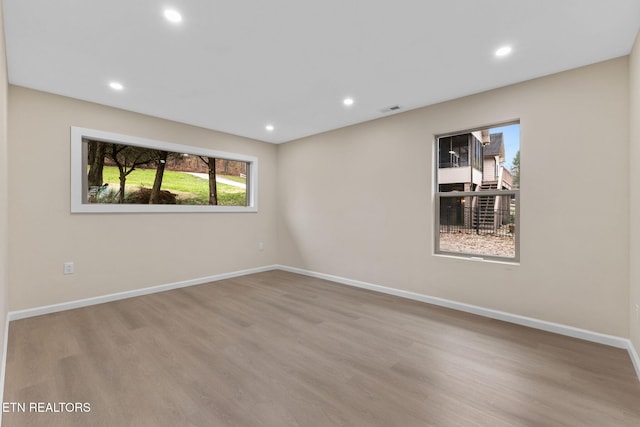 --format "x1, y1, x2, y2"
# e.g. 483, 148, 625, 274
433, 252, 520, 266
